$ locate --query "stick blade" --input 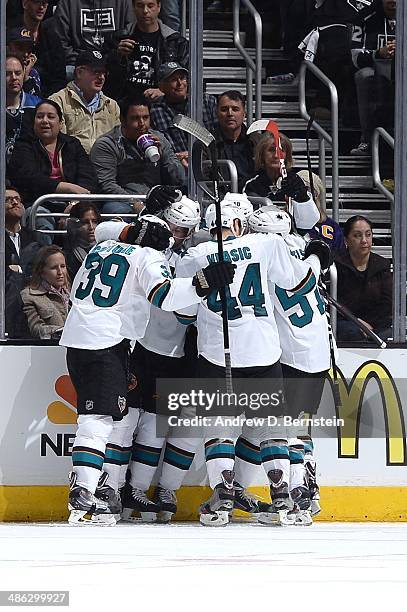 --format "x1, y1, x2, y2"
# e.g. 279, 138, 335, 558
173, 114, 215, 147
